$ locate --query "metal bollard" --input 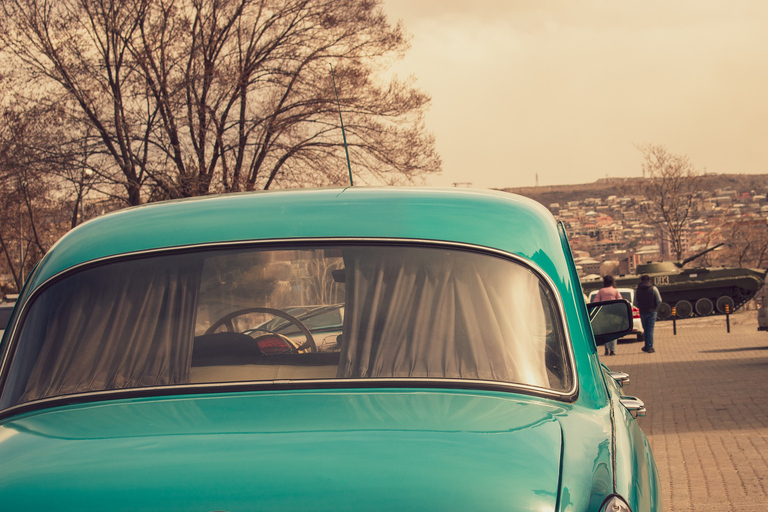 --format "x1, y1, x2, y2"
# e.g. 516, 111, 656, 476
672, 306, 677, 335
725, 304, 730, 333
